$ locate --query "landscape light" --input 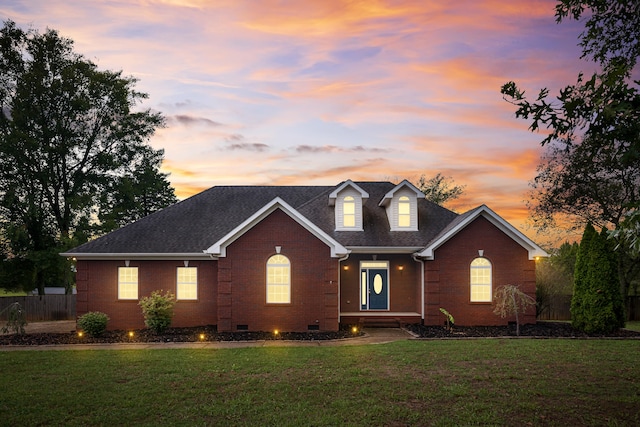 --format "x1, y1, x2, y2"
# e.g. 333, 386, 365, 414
351, 326, 358, 334
77, 331, 84, 338
274, 329, 279, 336
199, 334, 205, 341
128, 331, 134, 338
